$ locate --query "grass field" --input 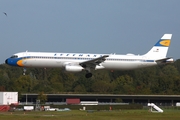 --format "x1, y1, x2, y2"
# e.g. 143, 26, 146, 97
0, 109, 180, 120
